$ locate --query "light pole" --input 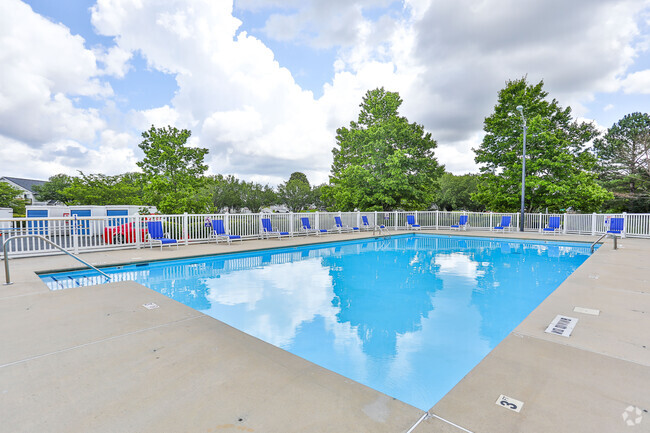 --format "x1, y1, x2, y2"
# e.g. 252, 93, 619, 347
516, 105, 526, 232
